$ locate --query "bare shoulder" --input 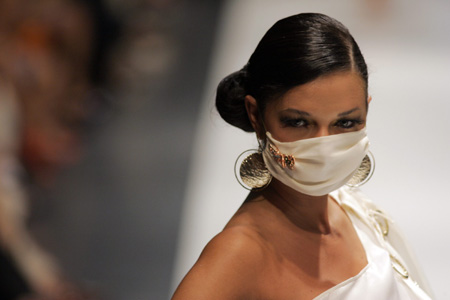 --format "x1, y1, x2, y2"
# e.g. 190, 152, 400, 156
171, 225, 270, 300
203, 225, 268, 263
